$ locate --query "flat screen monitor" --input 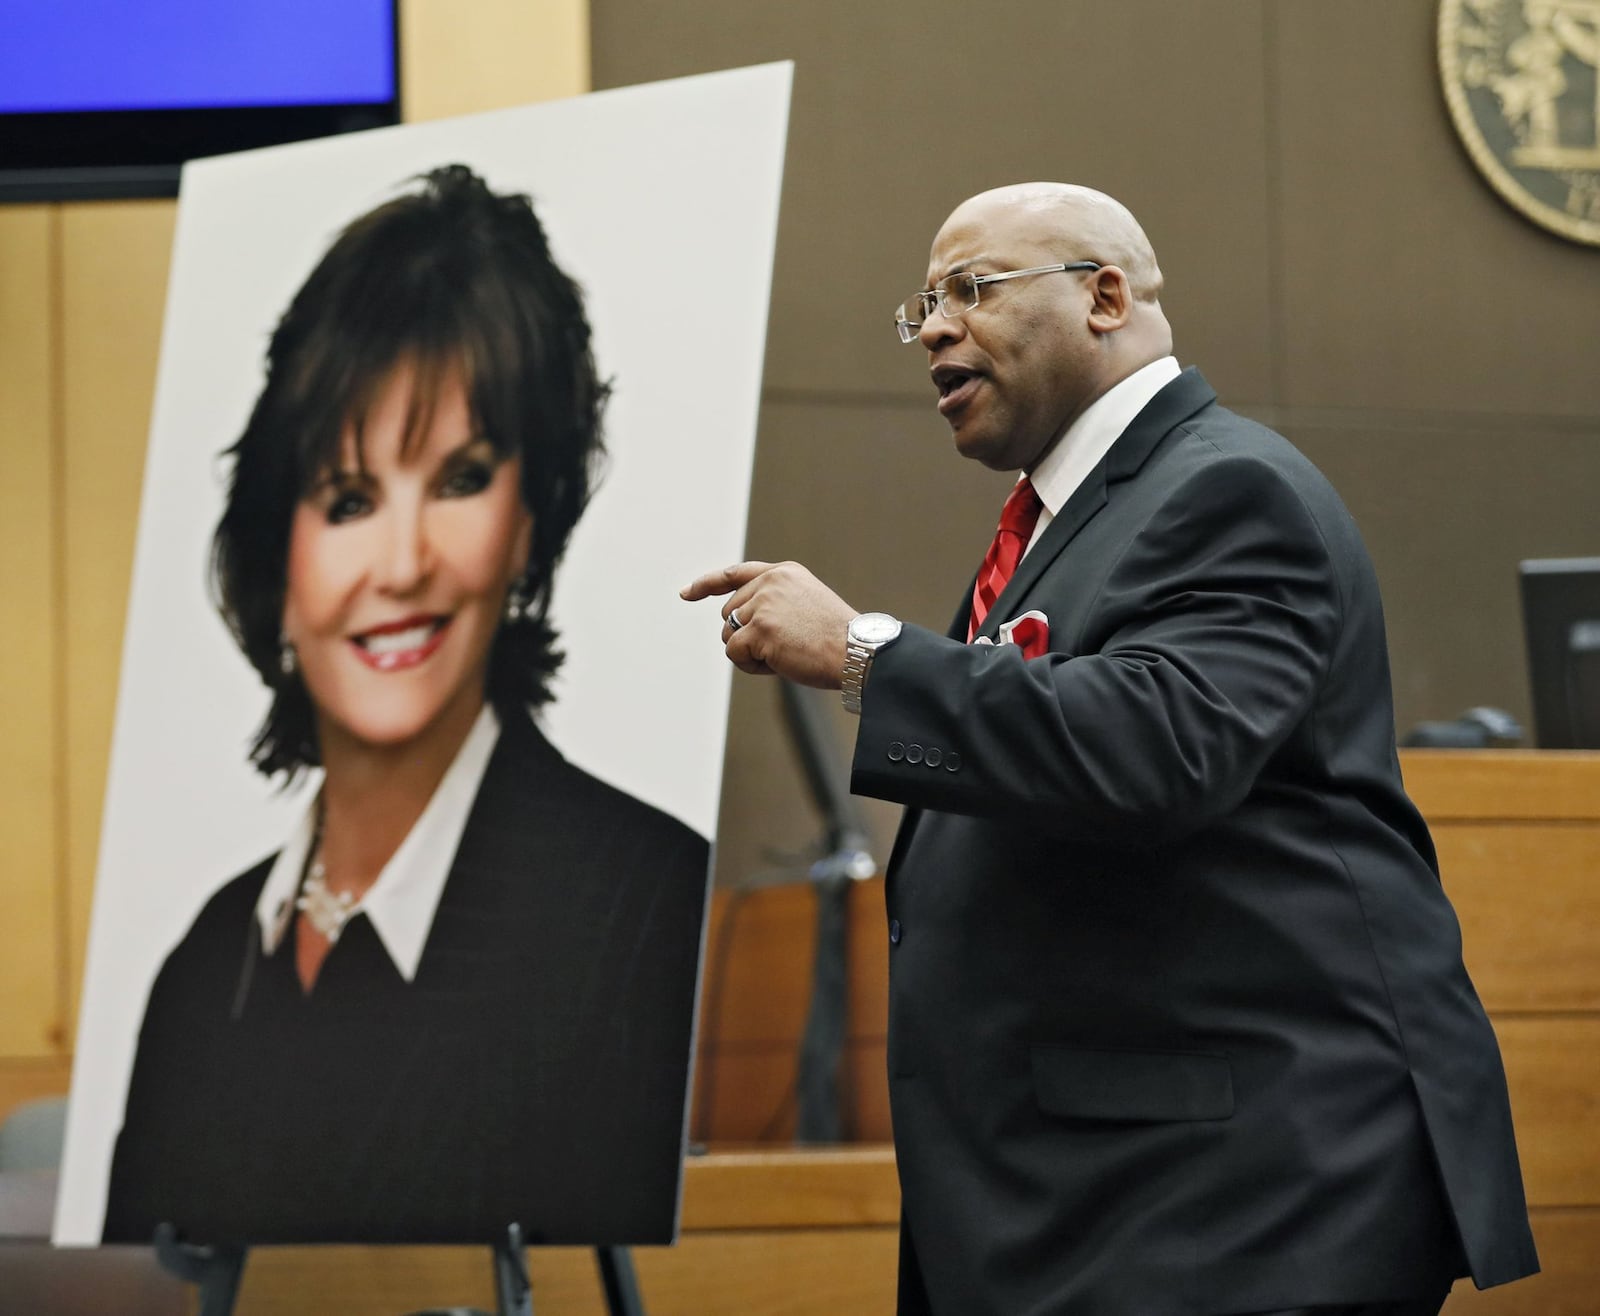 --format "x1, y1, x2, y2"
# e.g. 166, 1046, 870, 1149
1519, 557, 1600, 749
0, 0, 399, 202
